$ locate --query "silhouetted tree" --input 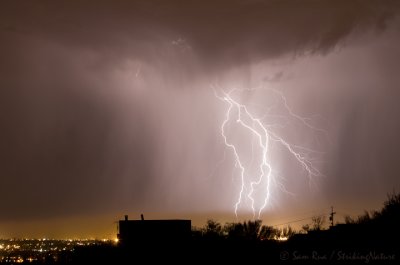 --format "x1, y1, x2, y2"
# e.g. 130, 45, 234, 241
259, 225, 279, 240
381, 191, 400, 220
280, 226, 296, 238
224, 220, 262, 241
372, 191, 400, 235
224, 222, 243, 239
344, 215, 355, 224
244, 220, 262, 240
356, 210, 371, 224
344, 192, 400, 226
202, 219, 223, 239
311, 215, 325, 231
301, 224, 310, 233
